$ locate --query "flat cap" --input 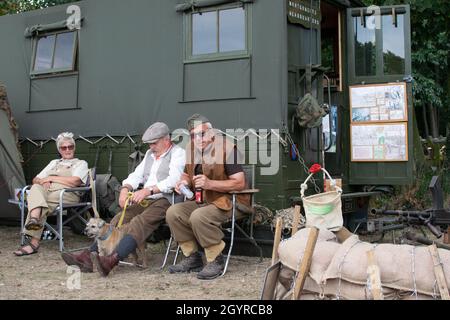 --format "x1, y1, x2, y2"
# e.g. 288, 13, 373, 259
186, 113, 210, 131
142, 122, 170, 143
